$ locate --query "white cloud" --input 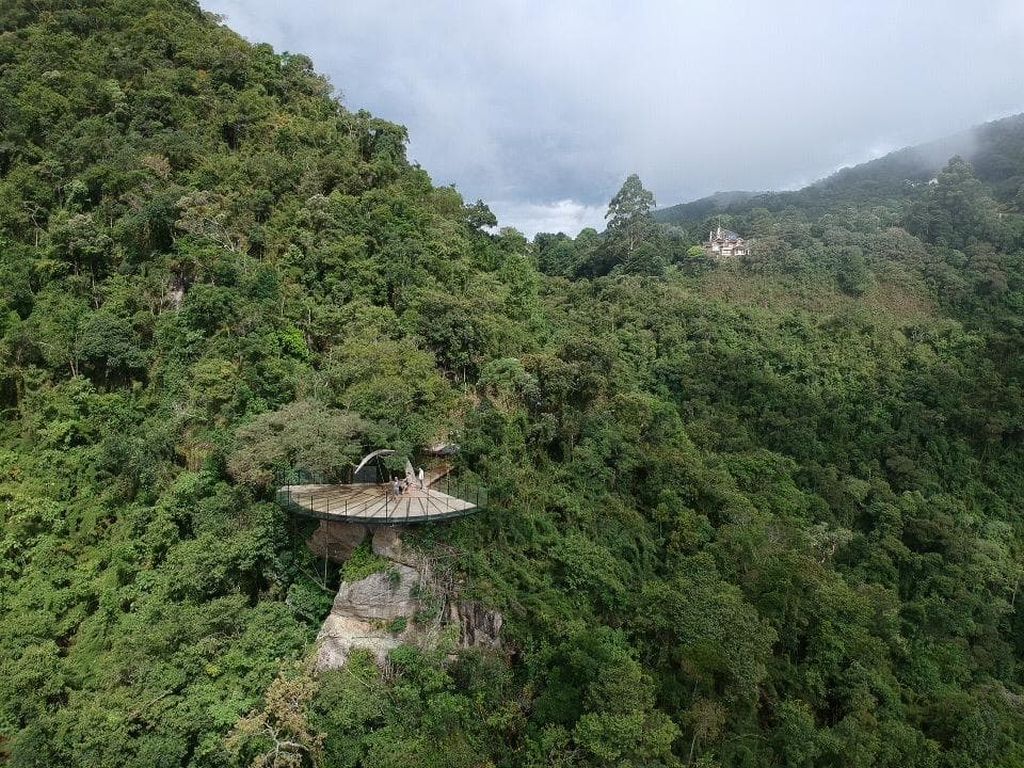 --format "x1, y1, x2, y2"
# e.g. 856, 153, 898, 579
488, 200, 607, 239
204, 0, 1024, 233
